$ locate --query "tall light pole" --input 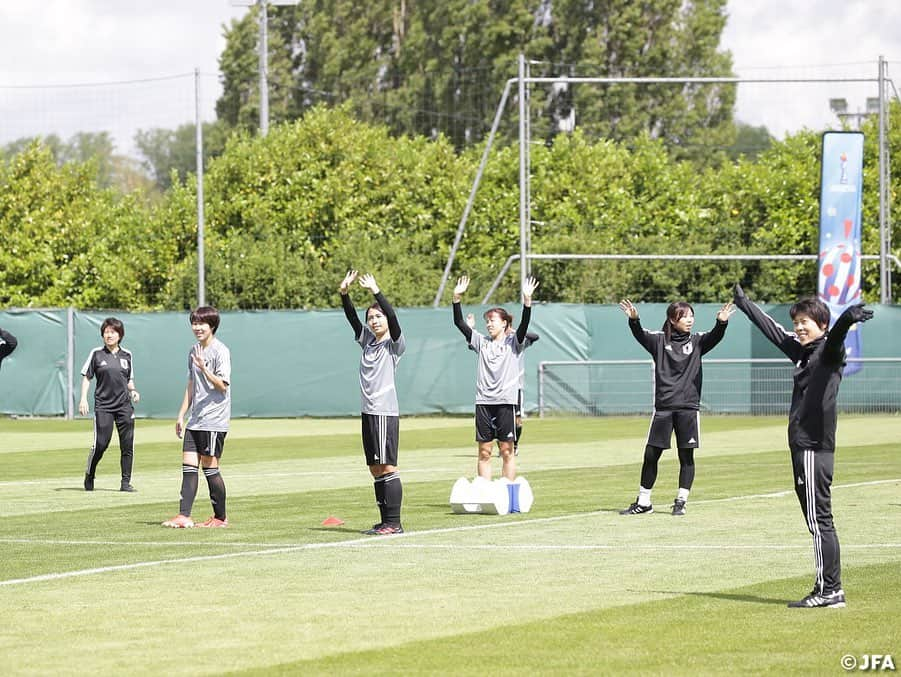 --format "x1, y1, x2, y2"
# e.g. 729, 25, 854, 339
231, 0, 299, 136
